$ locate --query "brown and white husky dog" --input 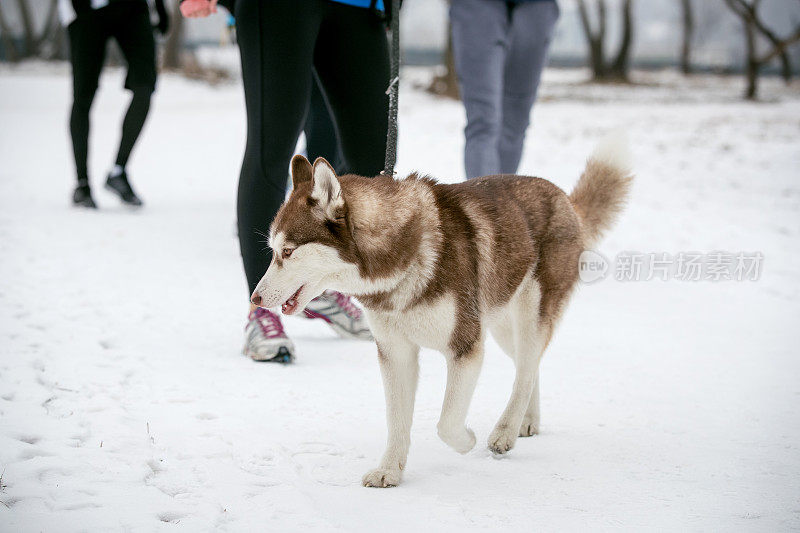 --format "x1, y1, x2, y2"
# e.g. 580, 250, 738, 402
251, 137, 632, 487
